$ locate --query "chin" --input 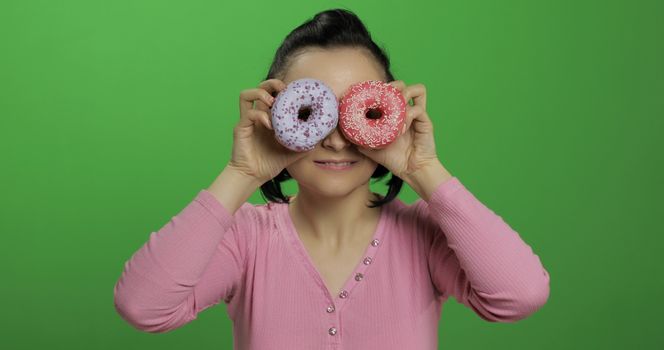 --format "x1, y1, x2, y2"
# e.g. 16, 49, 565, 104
310, 187, 357, 199
287, 171, 373, 197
